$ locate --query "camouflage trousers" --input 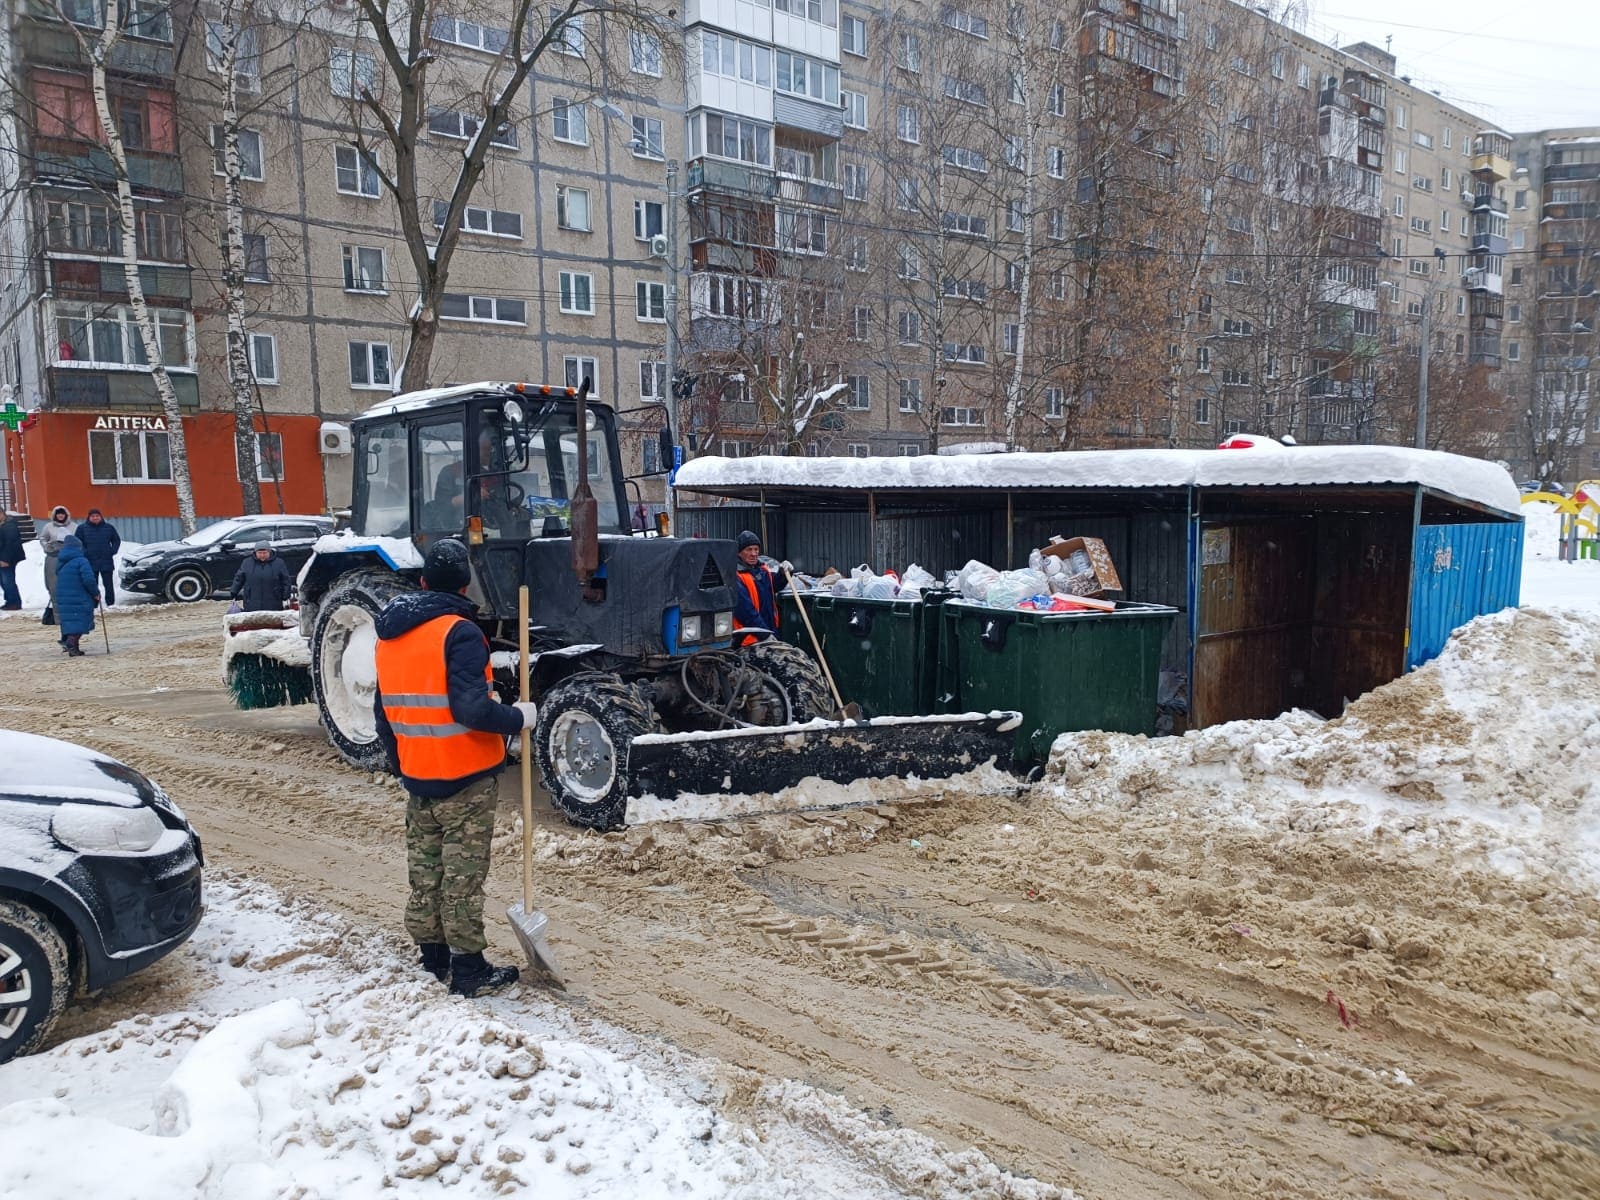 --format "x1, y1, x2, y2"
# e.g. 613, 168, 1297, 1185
404, 775, 500, 954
